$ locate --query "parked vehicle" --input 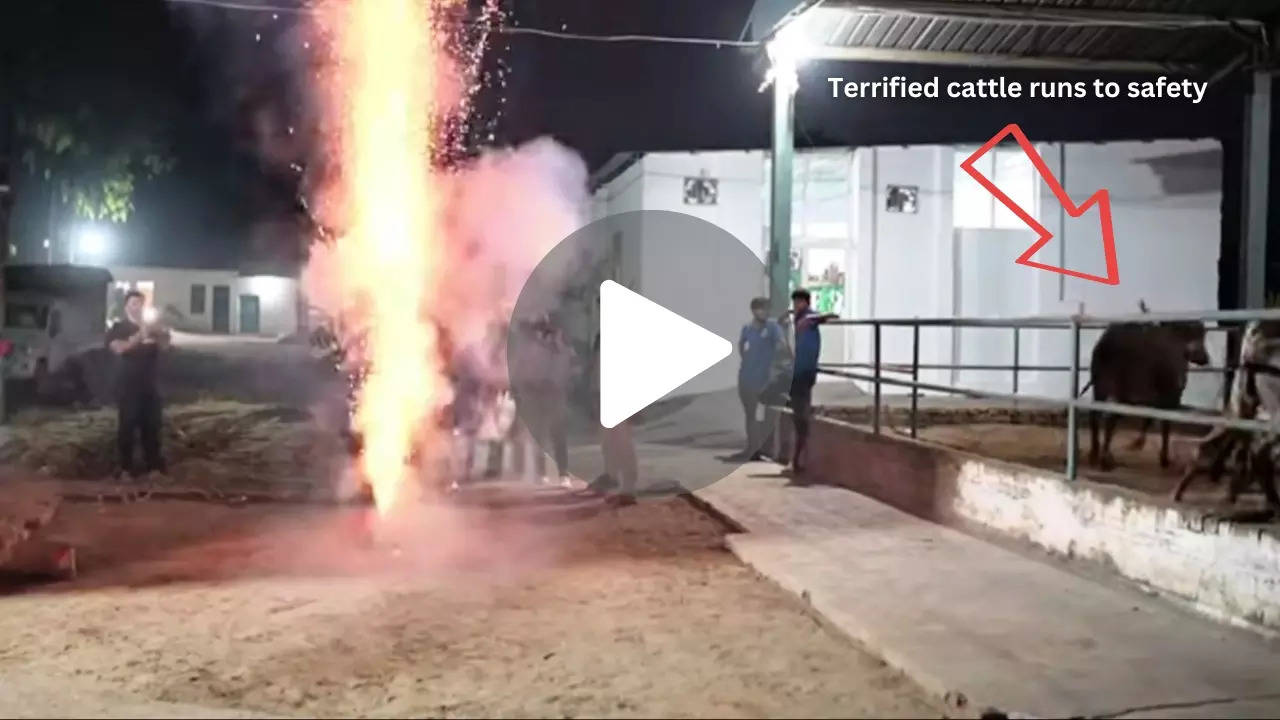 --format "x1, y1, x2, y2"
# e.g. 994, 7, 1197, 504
1, 265, 114, 405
